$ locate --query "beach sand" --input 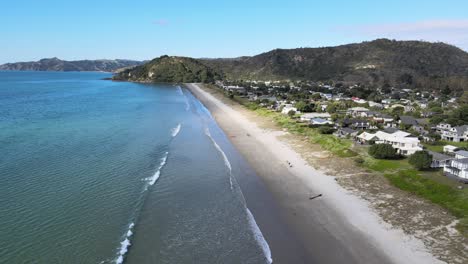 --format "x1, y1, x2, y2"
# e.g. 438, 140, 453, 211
186, 83, 444, 264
